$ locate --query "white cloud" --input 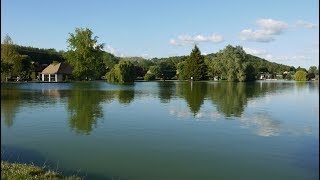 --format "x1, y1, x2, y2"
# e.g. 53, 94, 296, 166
243, 47, 267, 55
243, 47, 273, 60
243, 47, 315, 63
170, 33, 224, 46
240, 29, 275, 42
105, 45, 125, 57
256, 19, 289, 34
296, 20, 318, 29
240, 19, 289, 42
